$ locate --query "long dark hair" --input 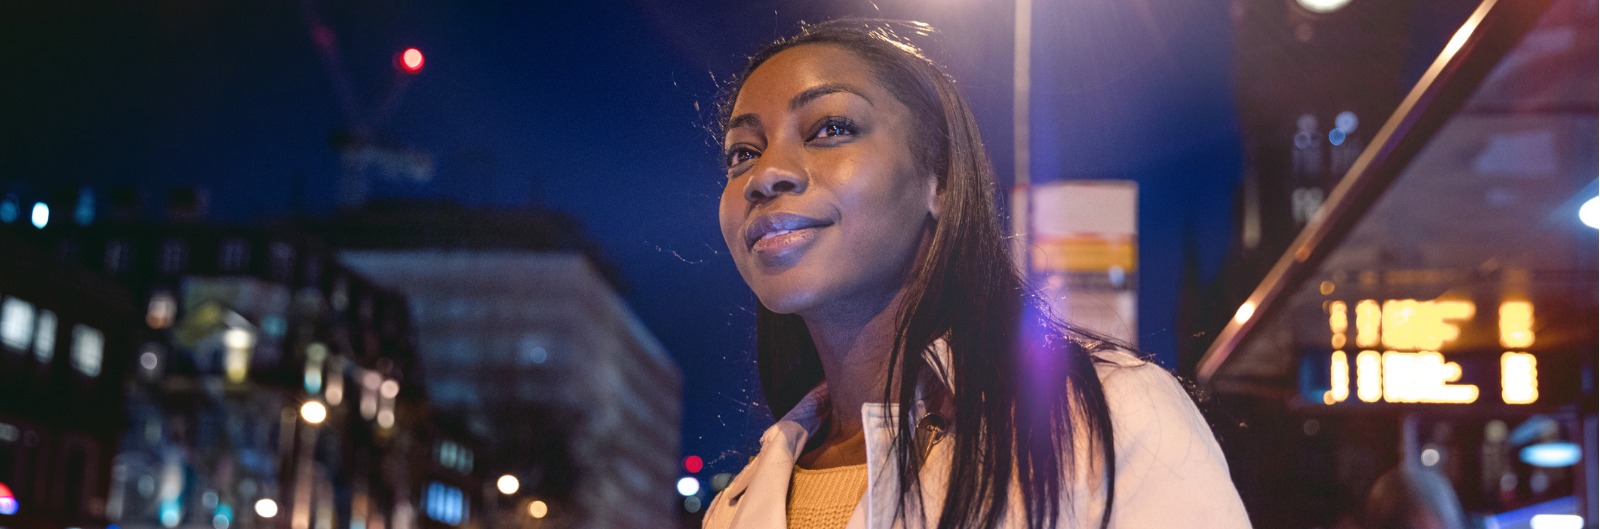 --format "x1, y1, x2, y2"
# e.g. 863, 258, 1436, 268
720, 21, 1119, 529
